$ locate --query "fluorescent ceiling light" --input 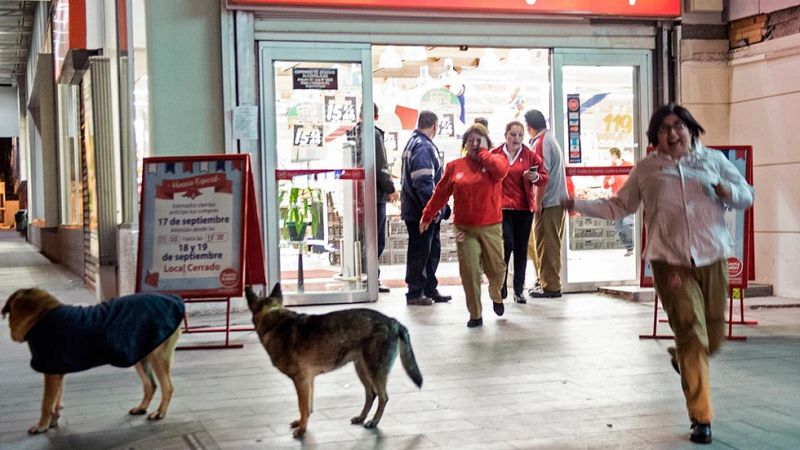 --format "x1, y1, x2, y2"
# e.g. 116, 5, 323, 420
379, 46, 402, 69
402, 46, 427, 61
